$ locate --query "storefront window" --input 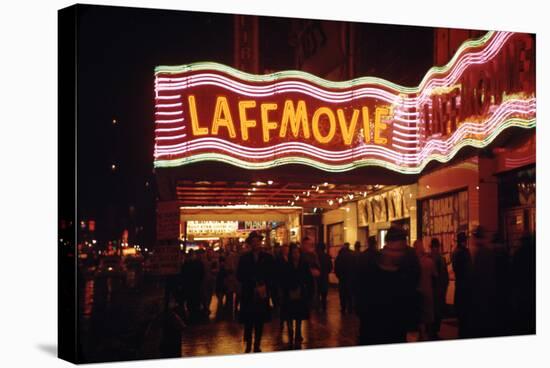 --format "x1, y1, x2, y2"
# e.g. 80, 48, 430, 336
498, 166, 536, 250
420, 190, 468, 255
327, 222, 344, 248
